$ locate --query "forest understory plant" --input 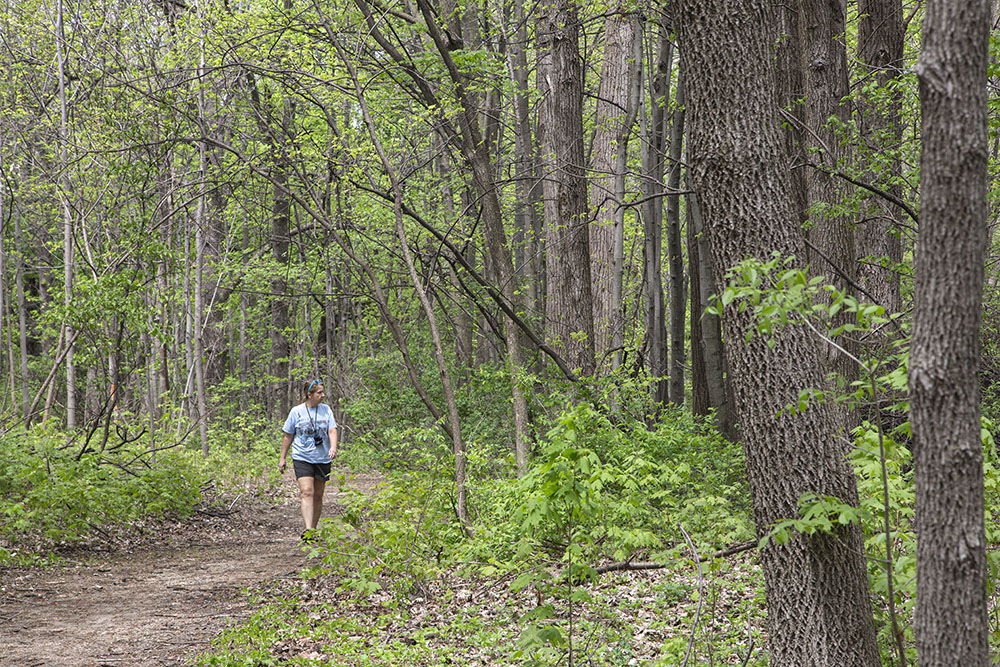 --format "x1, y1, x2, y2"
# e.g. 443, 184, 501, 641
293, 399, 756, 665
0, 421, 282, 565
